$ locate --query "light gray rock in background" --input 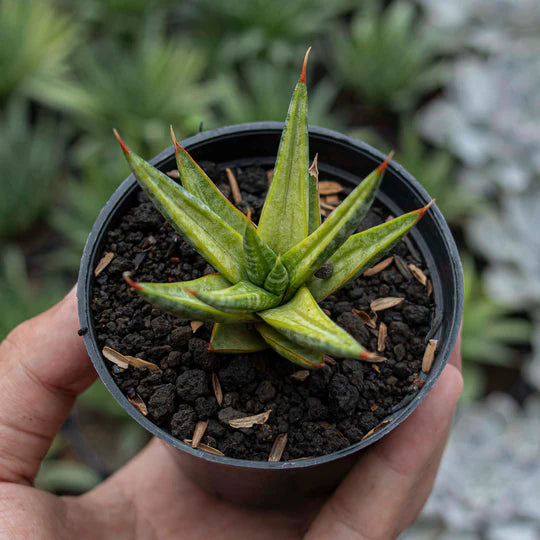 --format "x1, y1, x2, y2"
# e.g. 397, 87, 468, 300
401, 394, 540, 539
415, 0, 540, 390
